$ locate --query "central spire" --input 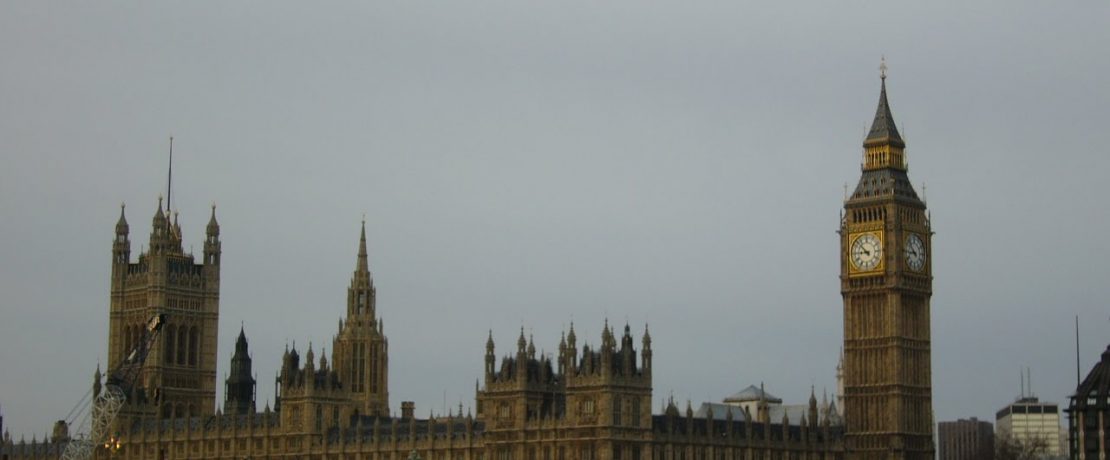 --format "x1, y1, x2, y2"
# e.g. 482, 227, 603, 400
166, 137, 174, 212
357, 217, 369, 274
862, 58, 907, 171
865, 59, 905, 149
